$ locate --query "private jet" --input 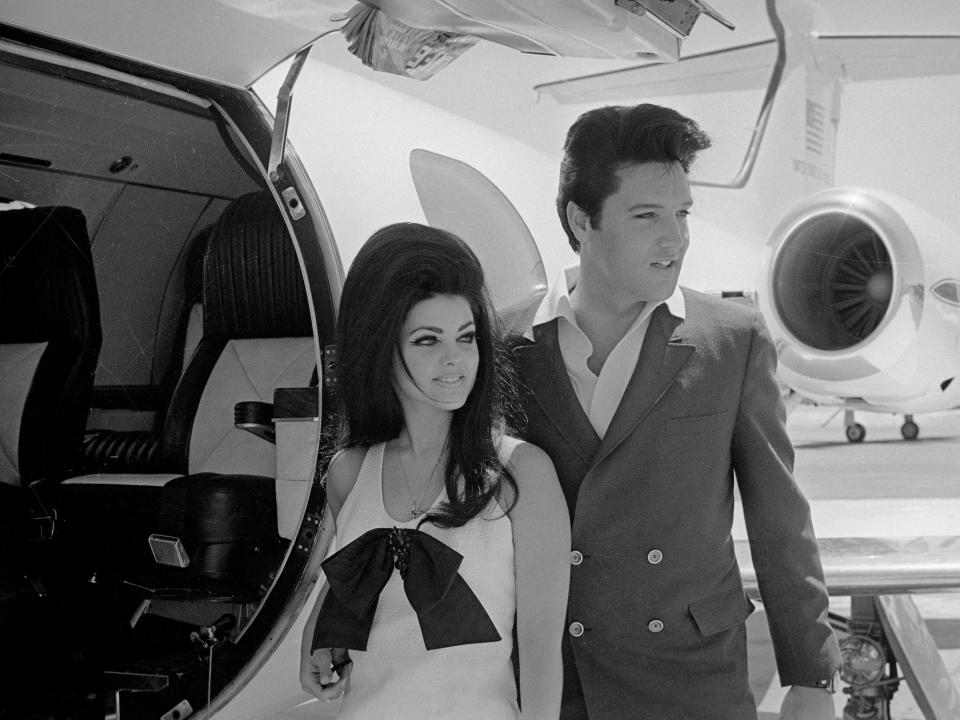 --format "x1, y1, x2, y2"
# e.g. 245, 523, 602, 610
1, 2, 958, 720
